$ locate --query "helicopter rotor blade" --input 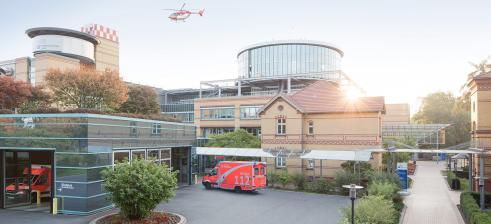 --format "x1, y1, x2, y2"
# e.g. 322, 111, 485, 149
180, 3, 186, 10
162, 9, 178, 11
